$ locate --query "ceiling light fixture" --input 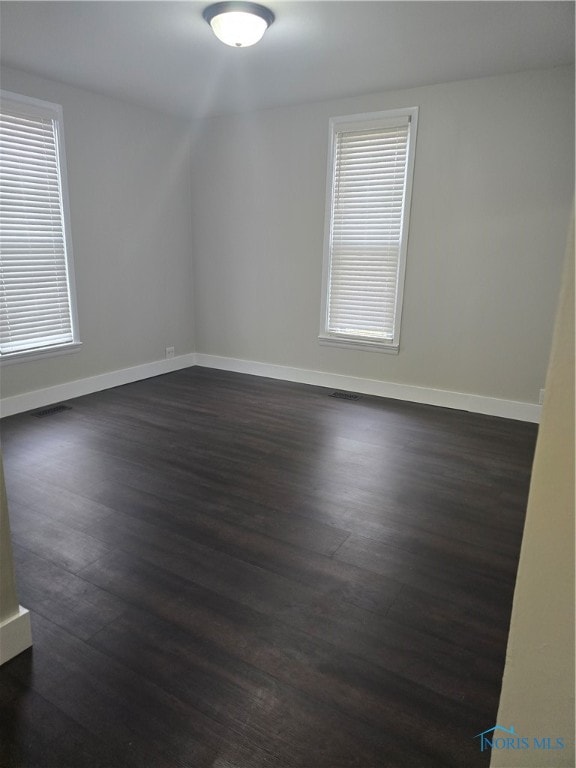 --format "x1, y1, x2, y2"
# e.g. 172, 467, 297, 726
203, 2, 275, 48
